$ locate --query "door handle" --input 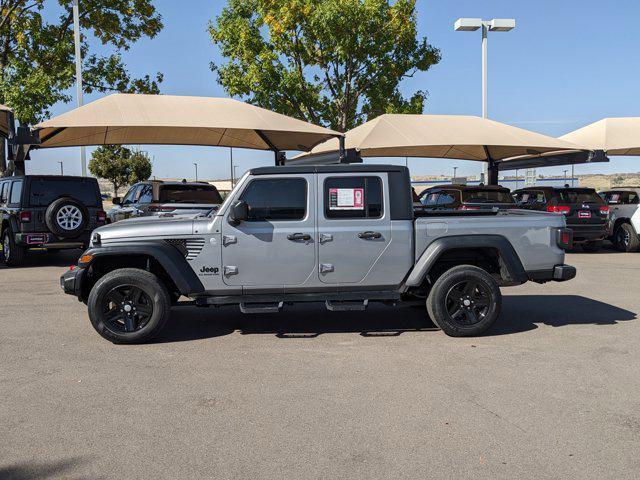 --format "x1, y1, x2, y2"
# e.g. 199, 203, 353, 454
224, 265, 238, 276
320, 263, 334, 273
287, 232, 311, 241
223, 235, 237, 246
358, 231, 382, 239
319, 233, 333, 244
